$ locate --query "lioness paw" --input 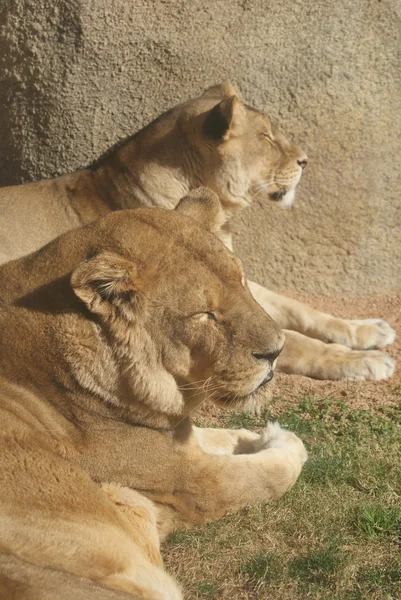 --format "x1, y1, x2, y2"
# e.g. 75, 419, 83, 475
347, 319, 396, 350
253, 422, 308, 464
343, 351, 395, 381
